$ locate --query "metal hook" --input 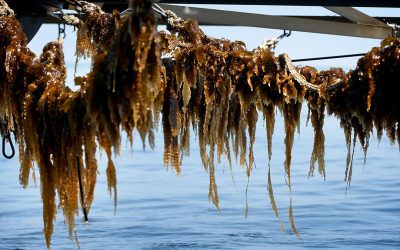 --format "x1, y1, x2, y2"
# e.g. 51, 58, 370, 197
1, 120, 15, 159
58, 22, 66, 40
2, 133, 15, 159
277, 30, 292, 41
260, 30, 292, 50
